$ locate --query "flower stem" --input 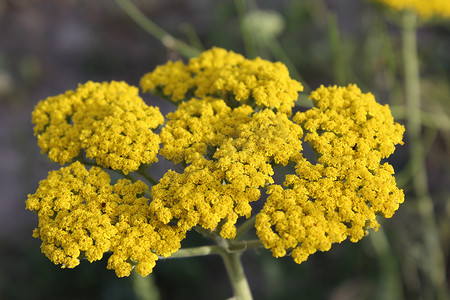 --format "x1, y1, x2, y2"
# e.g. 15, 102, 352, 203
132, 272, 161, 300
162, 237, 258, 299
162, 240, 262, 259
220, 250, 253, 300
161, 245, 224, 259
402, 11, 449, 300
235, 215, 257, 240
137, 169, 159, 186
